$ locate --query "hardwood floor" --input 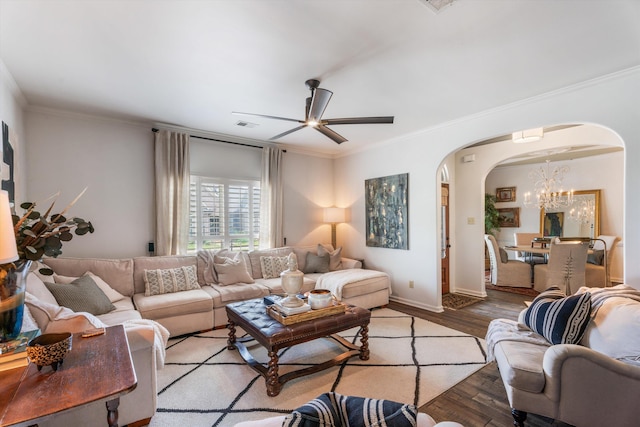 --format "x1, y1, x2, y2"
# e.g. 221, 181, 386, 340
389, 289, 573, 427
